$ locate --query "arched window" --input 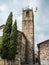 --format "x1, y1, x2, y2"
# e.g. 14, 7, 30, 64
26, 11, 29, 17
